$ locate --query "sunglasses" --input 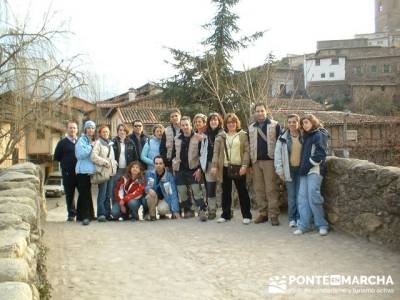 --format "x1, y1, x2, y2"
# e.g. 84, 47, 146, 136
134, 124, 143, 127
